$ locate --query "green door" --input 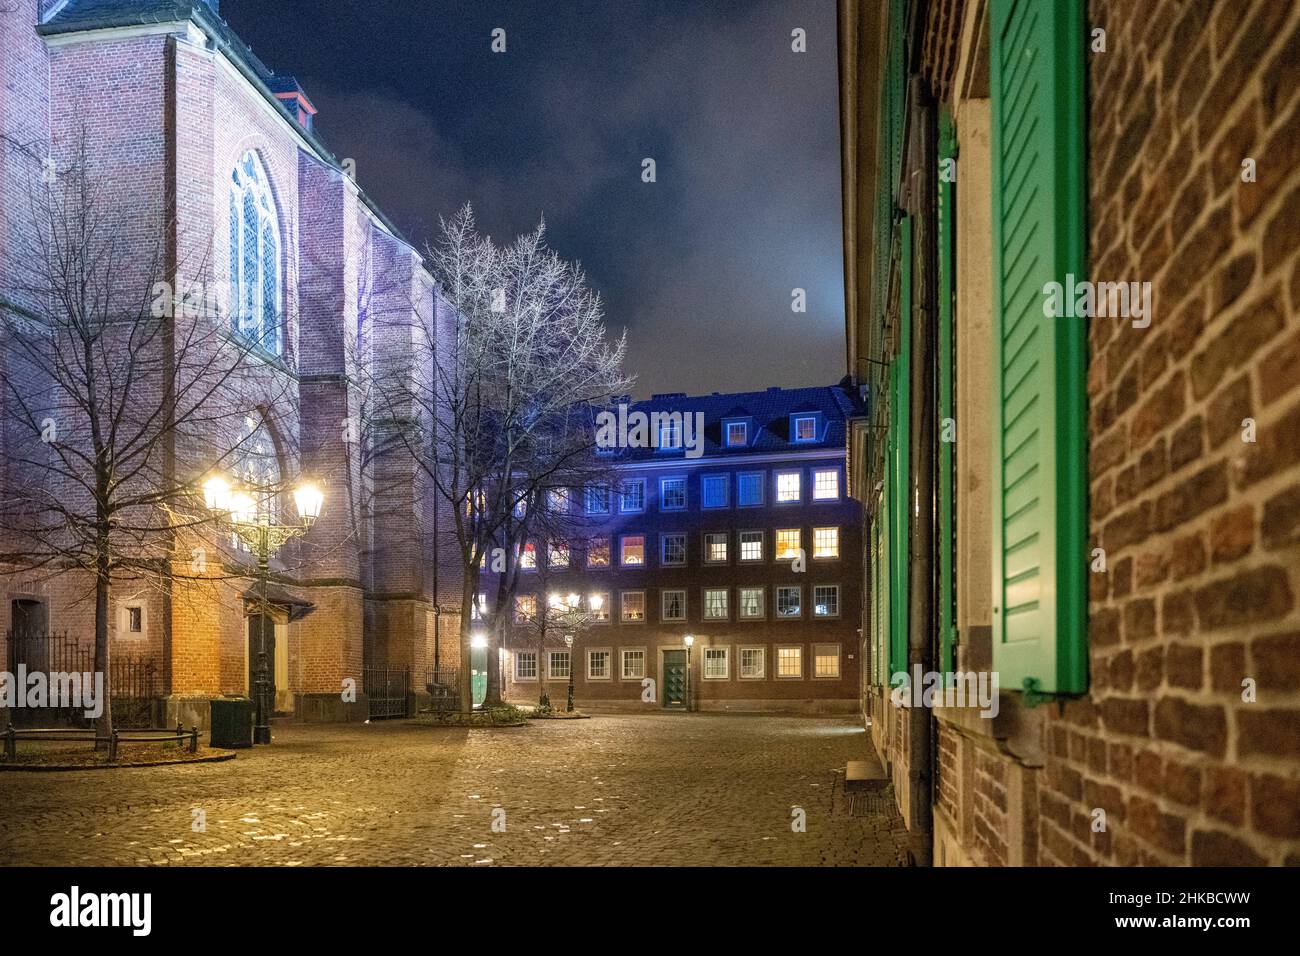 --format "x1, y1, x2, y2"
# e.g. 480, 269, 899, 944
470, 646, 488, 708
662, 650, 687, 709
